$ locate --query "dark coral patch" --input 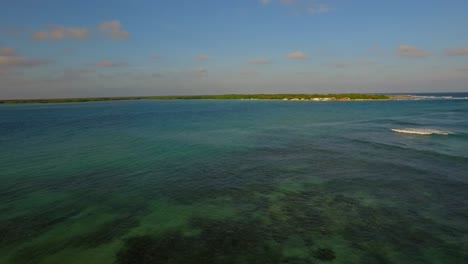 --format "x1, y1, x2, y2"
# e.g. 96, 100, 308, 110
117, 232, 190, 264
117, 218, 283, 264
313, 248, 336, 261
